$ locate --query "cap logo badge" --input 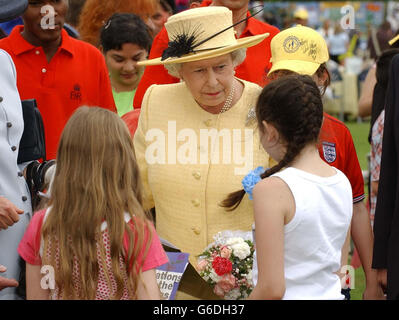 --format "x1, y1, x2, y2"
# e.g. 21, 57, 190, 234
283, 36, 300, 53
